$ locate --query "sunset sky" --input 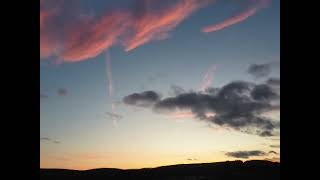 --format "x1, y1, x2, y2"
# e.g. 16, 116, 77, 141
40, 0, 280, 170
